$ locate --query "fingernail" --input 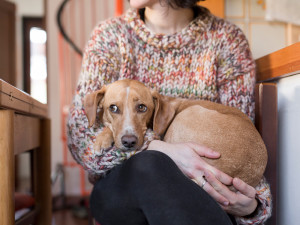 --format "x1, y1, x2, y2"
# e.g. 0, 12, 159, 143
212, 151, 220, 155
223, 201, 229, 206
235, 178, 241, 185
204, 171, 209, 178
